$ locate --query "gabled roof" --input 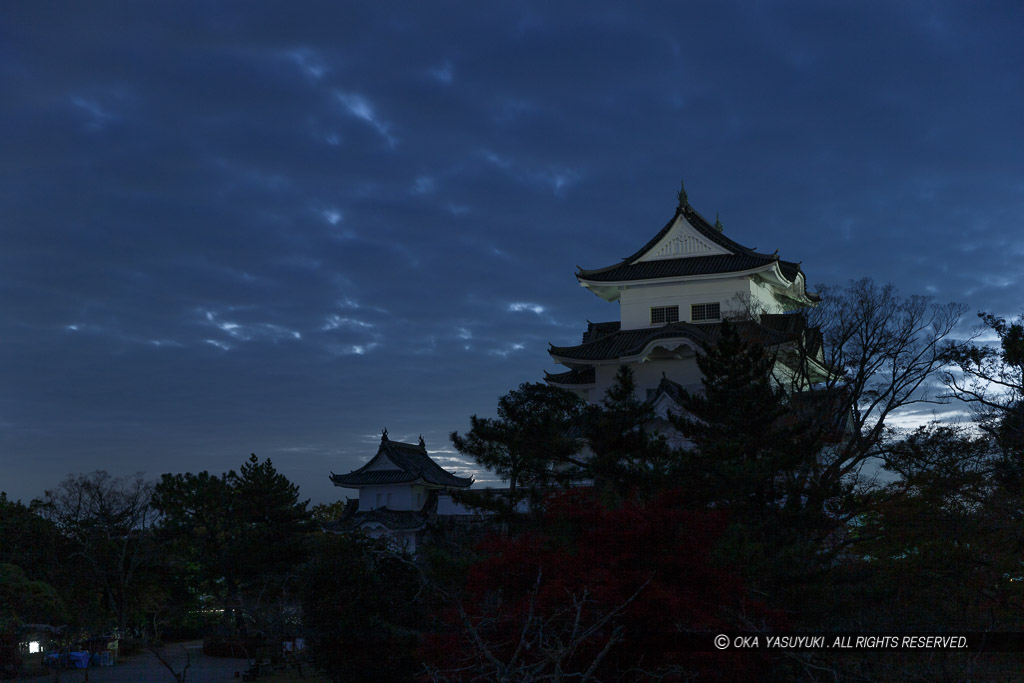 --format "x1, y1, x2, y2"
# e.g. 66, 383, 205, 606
330, 432, 473, 489
548, 319, 795, 363
649, 374, 687, 404
576, 202, 815, 300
